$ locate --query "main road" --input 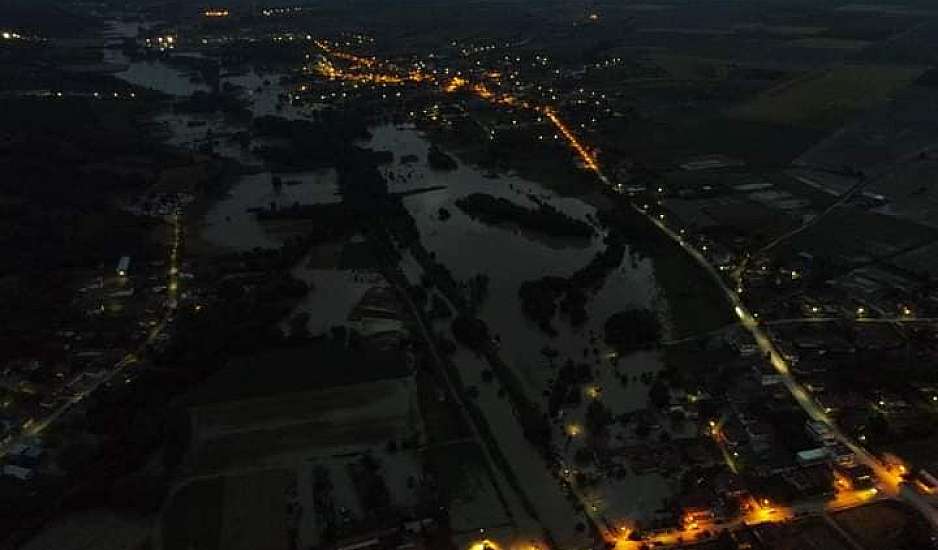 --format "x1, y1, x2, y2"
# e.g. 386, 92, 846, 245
636, 210, 938, 528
